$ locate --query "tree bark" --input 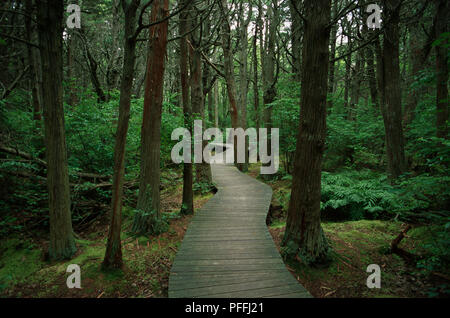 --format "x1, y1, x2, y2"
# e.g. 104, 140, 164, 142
282, 0, 331, 265
253, 10, 260, 148
190, 13, 212, 184
37, 0, 76, 260
261, 0, 278, 180
238, 1, 252, 172
327, 0, 338, 110
219, 0, 242, 170
102, 0, 140, 270
380, 0, 406, 180
133, 0, 169, 234
435, 0, 449, 139
25, 0, 42, 120
179, 0, 193, 215
289, 0, 302, 82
